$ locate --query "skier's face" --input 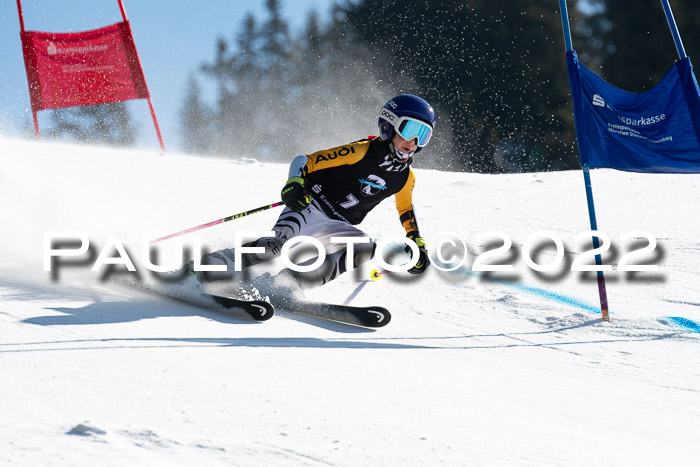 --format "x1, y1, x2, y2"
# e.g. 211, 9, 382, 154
392, 132, 418, 154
